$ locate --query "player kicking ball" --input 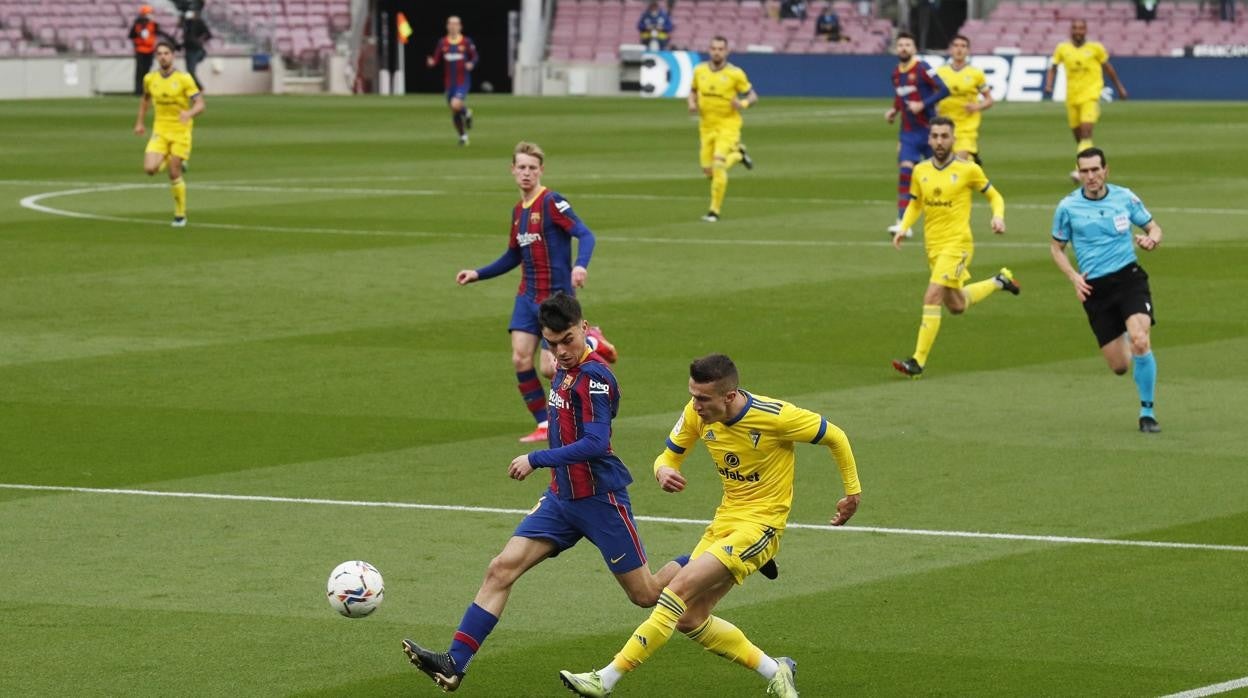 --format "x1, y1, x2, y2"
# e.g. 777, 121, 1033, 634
401, 294, 681, 692
560, 354, 861, 698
